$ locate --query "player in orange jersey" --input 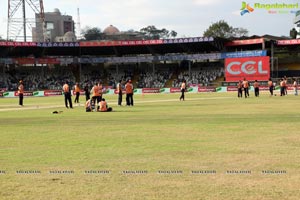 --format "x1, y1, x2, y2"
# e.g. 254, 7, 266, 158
63, 81, 73, 109
253, 80, 260, 97
125, 80, 134, 106
74, 82, 81, 103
